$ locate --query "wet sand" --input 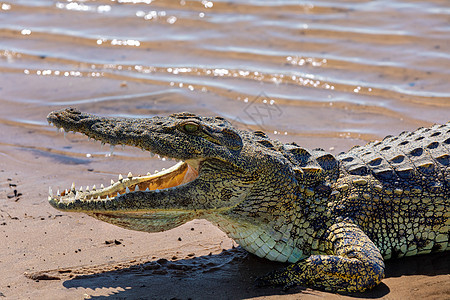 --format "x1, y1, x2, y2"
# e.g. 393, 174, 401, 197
0, 0, 449, 299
